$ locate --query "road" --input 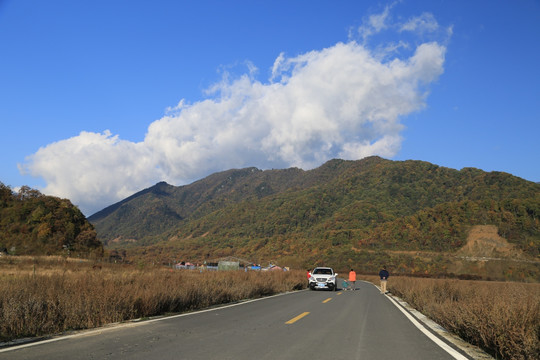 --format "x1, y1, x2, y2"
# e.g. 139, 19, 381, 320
1, 280, 470, 360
